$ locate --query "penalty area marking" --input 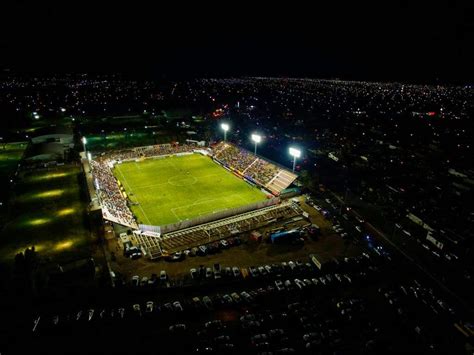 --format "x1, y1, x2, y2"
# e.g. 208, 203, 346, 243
170, 193, 250, 221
